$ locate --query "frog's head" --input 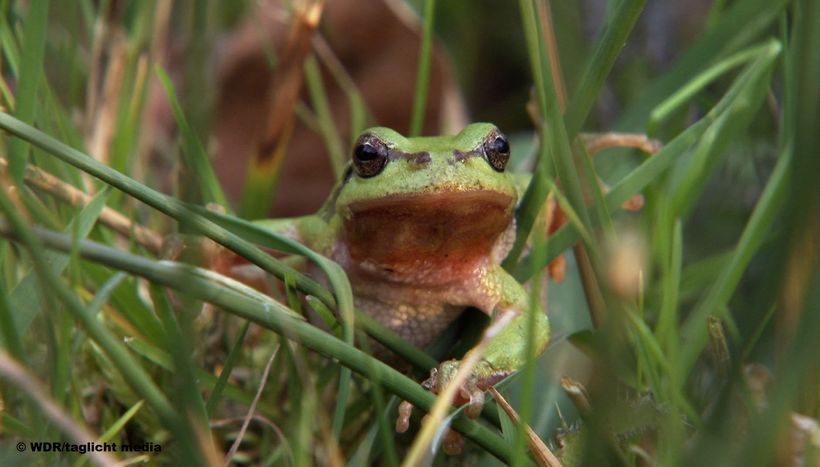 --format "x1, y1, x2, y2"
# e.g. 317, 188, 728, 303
332, 123, 519, 280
